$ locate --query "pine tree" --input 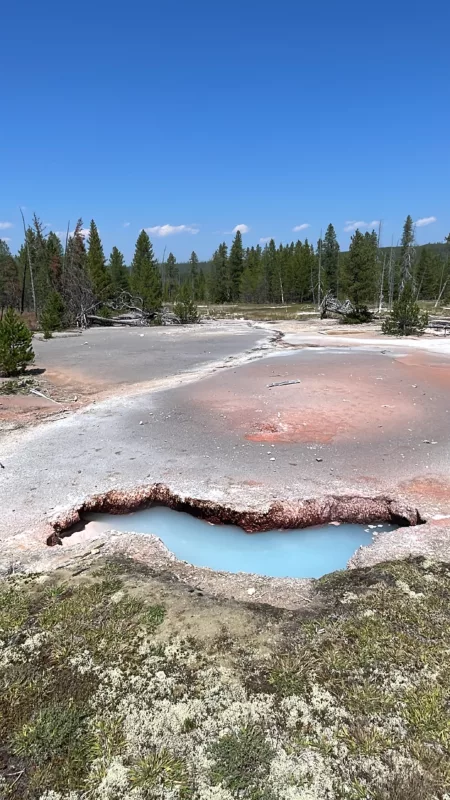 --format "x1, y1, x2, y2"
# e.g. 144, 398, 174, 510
108, 247, 130, 294
0, 240, 20, 313
41, 291, 65, 337
304, 240, 319, 304
398, 215, 415, 294
17, 227, 37, 314
189, 251, 199, 297
346, 229, 378, 305
46, 232, 64, 288
164, 253, 179, 301
229, 230, 244, 301
262, 239, 278, 303
174, 283, 200, 323
0, 308, 34, 376
382, 281, 428, 336
240, 247, 260, 301
87, 220, 110, 298
130, 230, 162, 311
196, 268, 206, 302
415, 247, 442, 300
211, 243, 229, 303
322, 224, 340, 296
32, 214, 52, 313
